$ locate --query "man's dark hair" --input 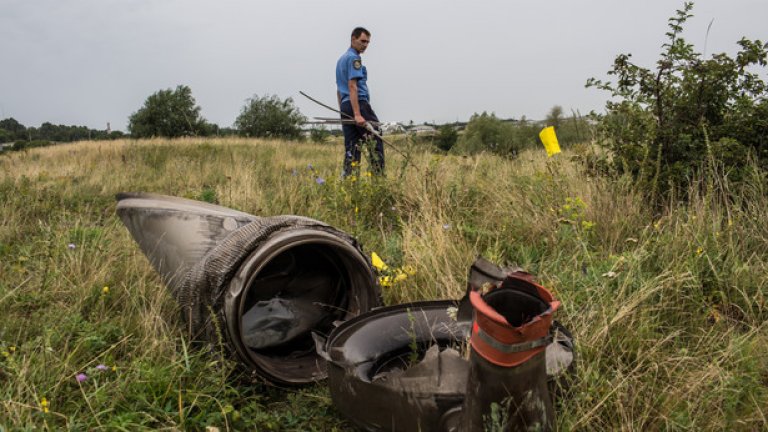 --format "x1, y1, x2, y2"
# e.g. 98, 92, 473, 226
351, 27, 370, 39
